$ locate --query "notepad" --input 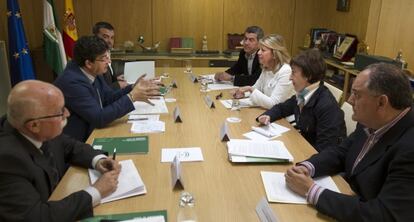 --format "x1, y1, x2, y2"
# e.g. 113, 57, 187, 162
220, 98, 256, 109
226, 139, 294, 163
88, 159, 147, 203
261, 171, 340, 204
92, 136, 149, 154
